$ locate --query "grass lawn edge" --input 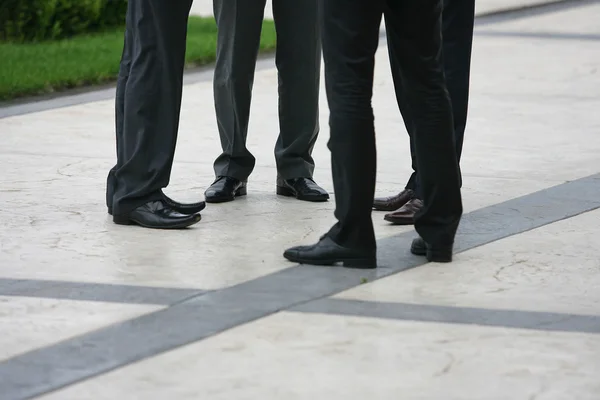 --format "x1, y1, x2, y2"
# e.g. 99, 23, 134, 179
0, 17, 277, 103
